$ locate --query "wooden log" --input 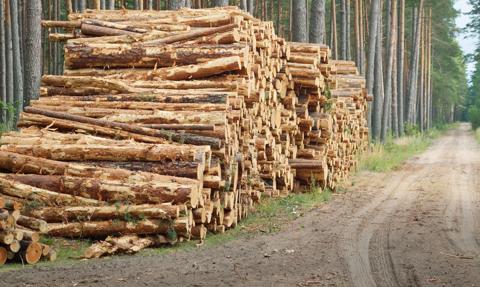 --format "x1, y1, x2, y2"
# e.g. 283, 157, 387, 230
24, 204, 181, 222
191, 224, 207, 240
47, 217, 190, 238
19, 112, 170, 144
82, 19, 148, 33
83, 161, 204, 180
0, 176, 101, 207
16, 216, 48, 233
105, 56, 242, 81
9, 240, 21, 253
6, 174, 200, 207
16, 228, 40, 242
0, 246, 7, 265
102, 111, 227, 125
39, 93, 230, 104
143, 23, 238, 45
64, 43, 248, 69
0, 151, 200, 186
19, 241, 42, 265
83, 234, 172, 259
23, 107, 222, 148
81, 23, 142, 37
31, 100, 227, 112
0, 232, 14, 244
1, 143, 210, 164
